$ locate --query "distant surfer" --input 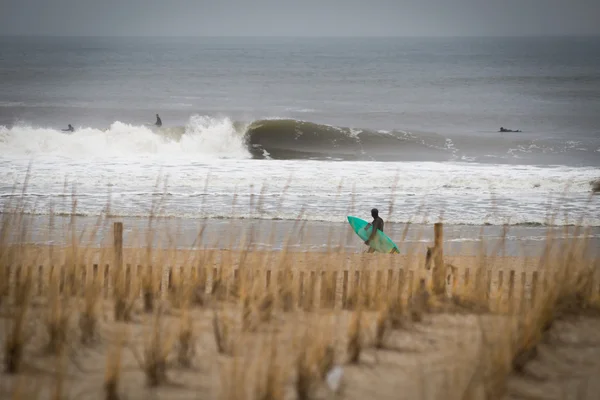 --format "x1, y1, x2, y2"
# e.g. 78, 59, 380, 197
155, 114, 162, 127
62, 124, 74, 133
499, 127, 521, 133
365, 208, 384, 253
